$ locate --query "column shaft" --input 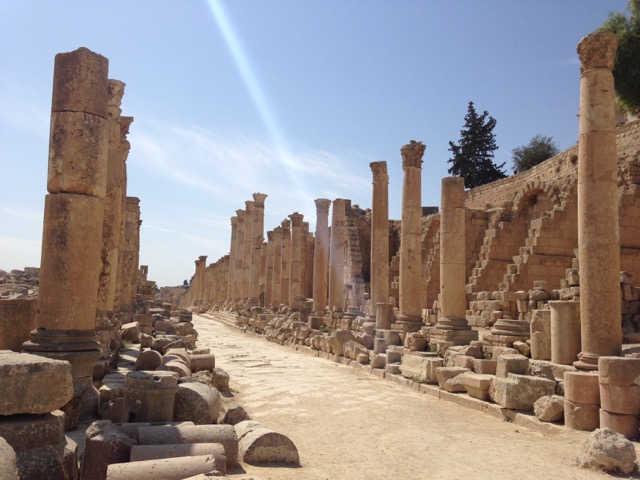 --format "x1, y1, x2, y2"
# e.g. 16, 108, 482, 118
370, 162, 390, 328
